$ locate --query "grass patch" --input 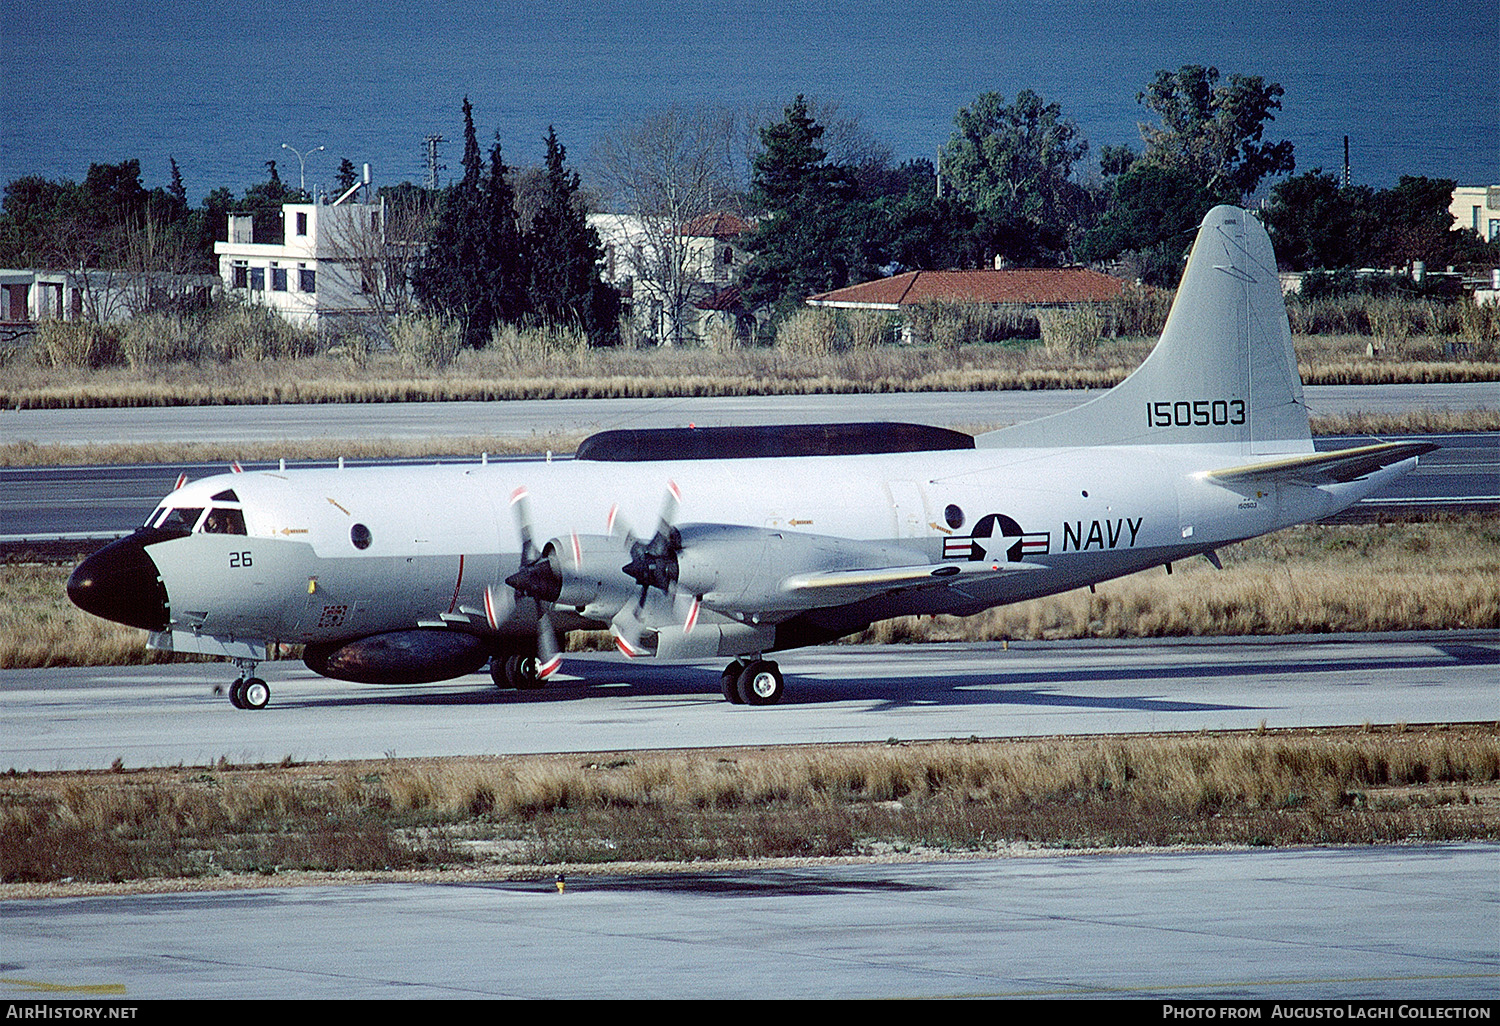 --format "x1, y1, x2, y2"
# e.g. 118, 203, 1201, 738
2, 334, 1495, 411
4, 726, 1496, 887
